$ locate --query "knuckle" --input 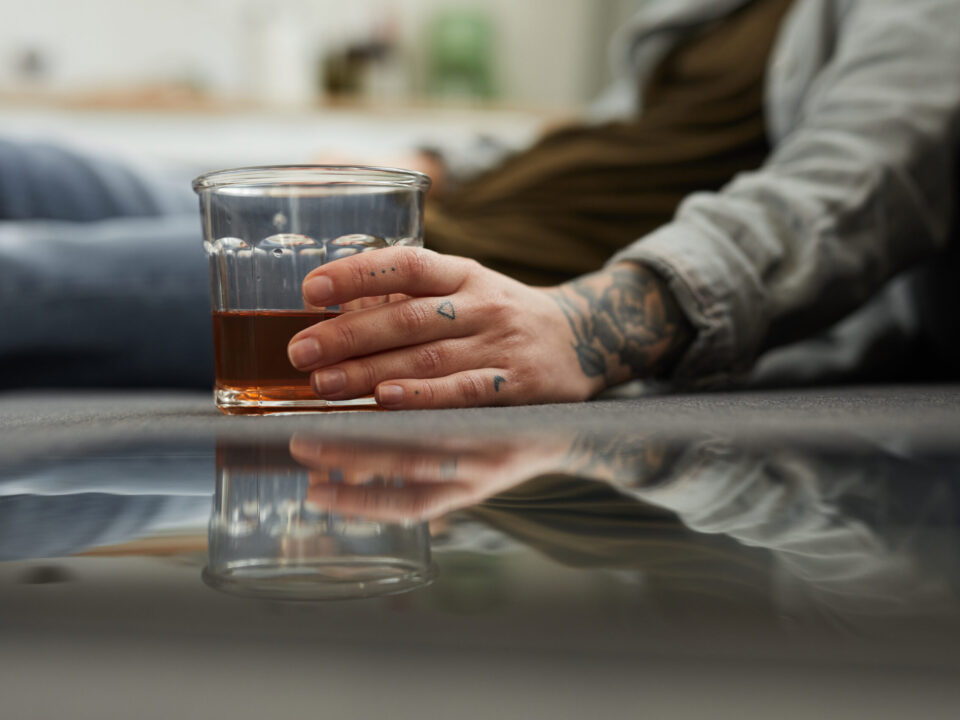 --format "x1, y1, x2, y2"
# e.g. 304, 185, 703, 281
456, 374, 487, 406
498, 327, 528, 353
330, 318, 359, 355
471, 288, 510, 324
351, 358, 380, 391
395, 301, 428, 333
457, 256, 482, 274
511, 366, 538, 395
351, 262, 372, 293
491, 289, 514, 314
416, 381, 437, 406
413, 344, 447, 376
397, 247, 430, 277
455, 257, 482, 285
